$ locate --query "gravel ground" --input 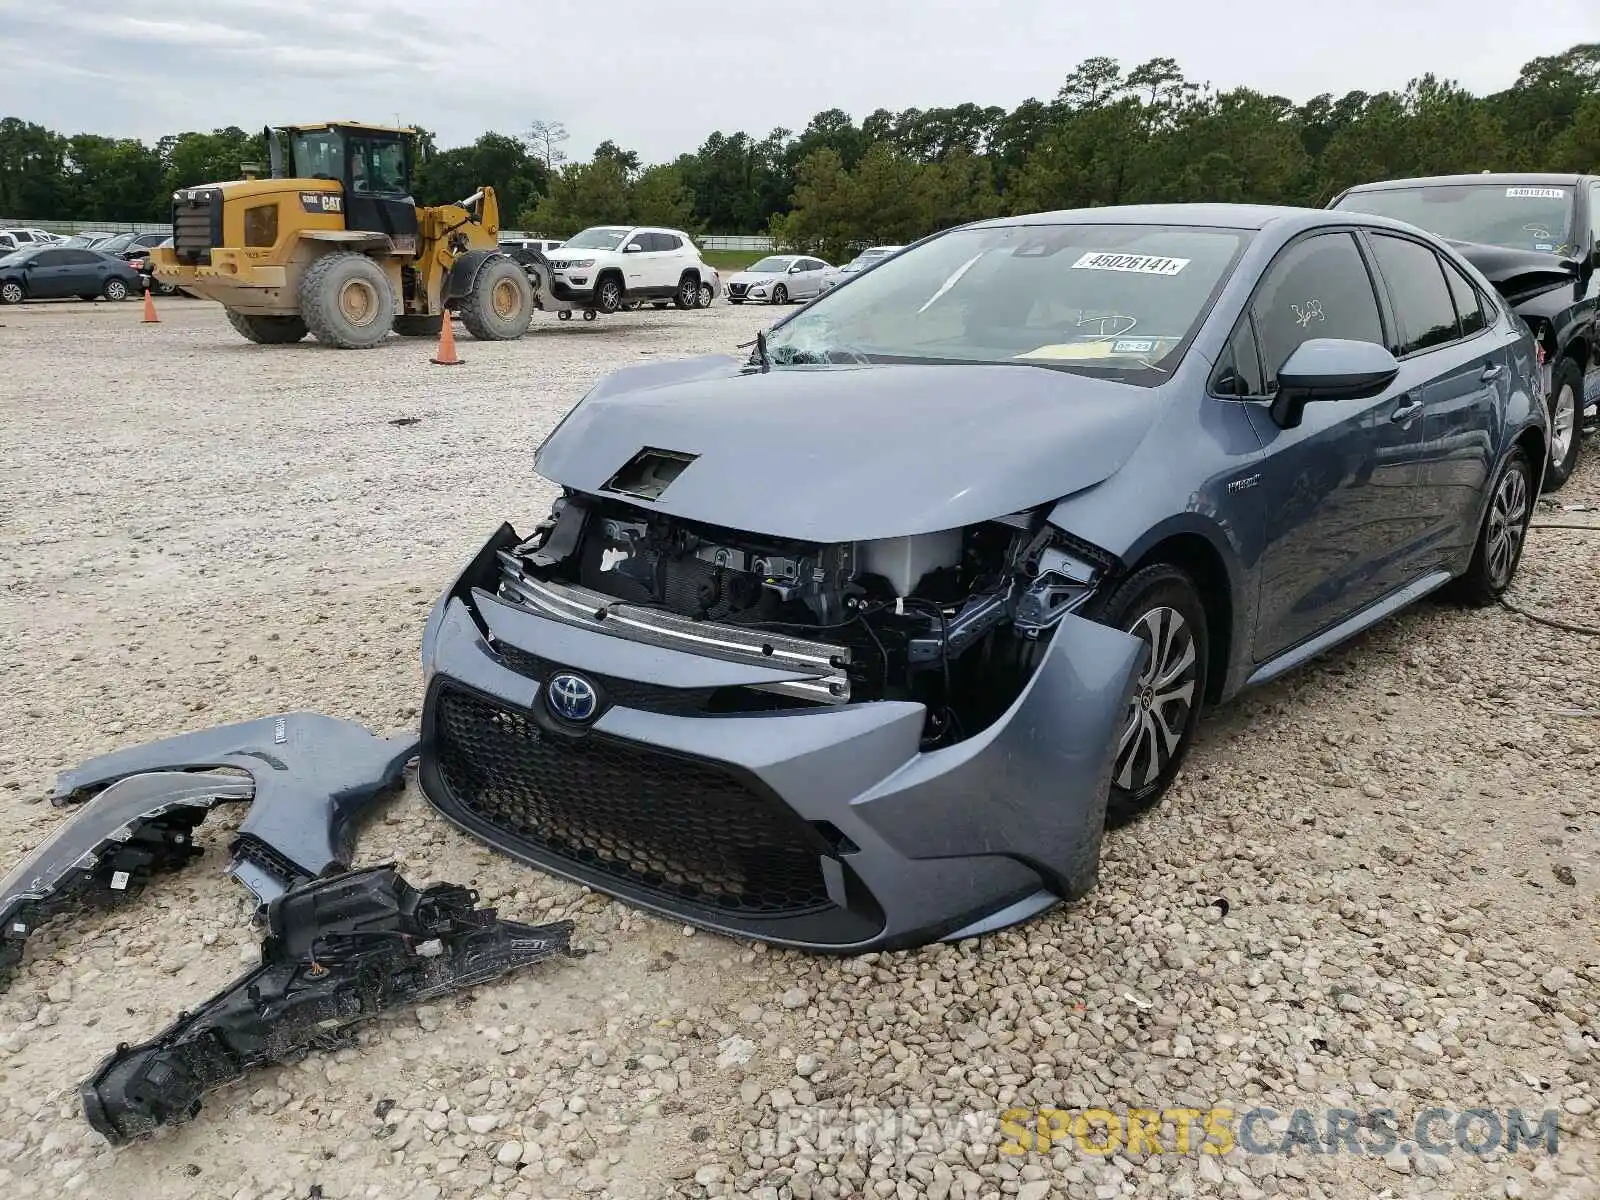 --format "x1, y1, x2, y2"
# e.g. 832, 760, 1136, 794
0, 296, 1597, 1200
